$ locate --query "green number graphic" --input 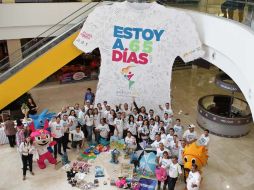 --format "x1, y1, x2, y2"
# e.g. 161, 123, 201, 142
143, 41, 153, 53
129, 40, 140, 52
